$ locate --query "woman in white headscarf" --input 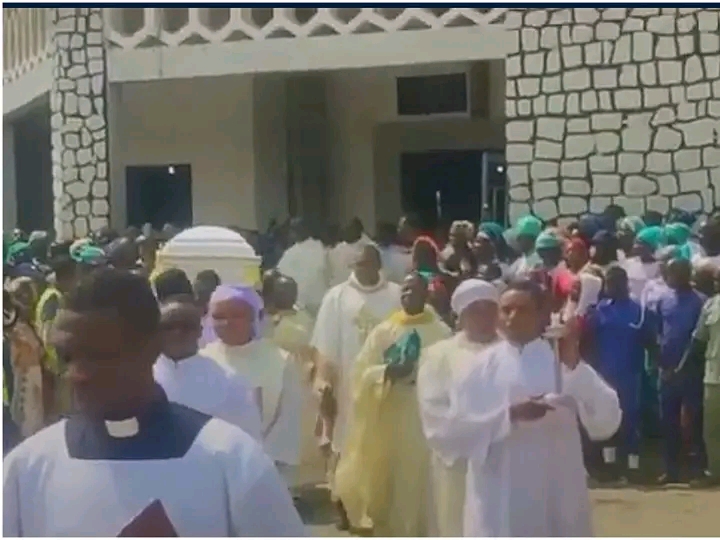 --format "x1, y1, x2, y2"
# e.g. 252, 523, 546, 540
417, 279, 500, 537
